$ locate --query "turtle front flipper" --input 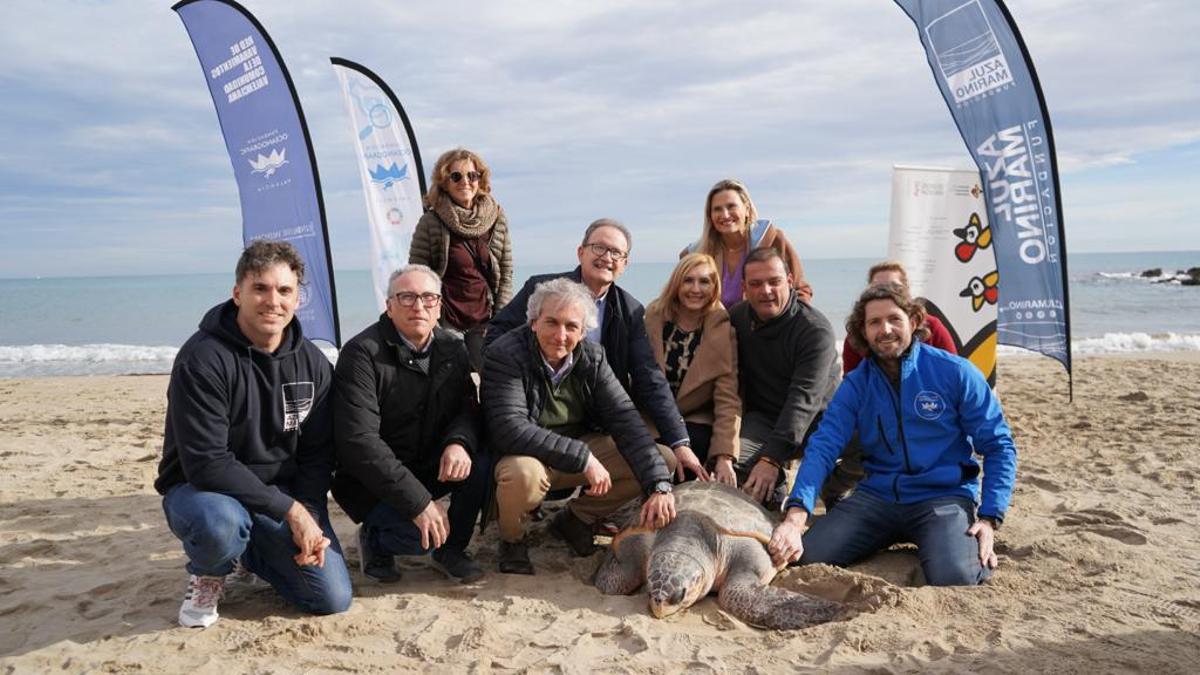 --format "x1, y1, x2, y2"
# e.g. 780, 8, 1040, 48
718, 567, 844, 630
594, 531, 654, 595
